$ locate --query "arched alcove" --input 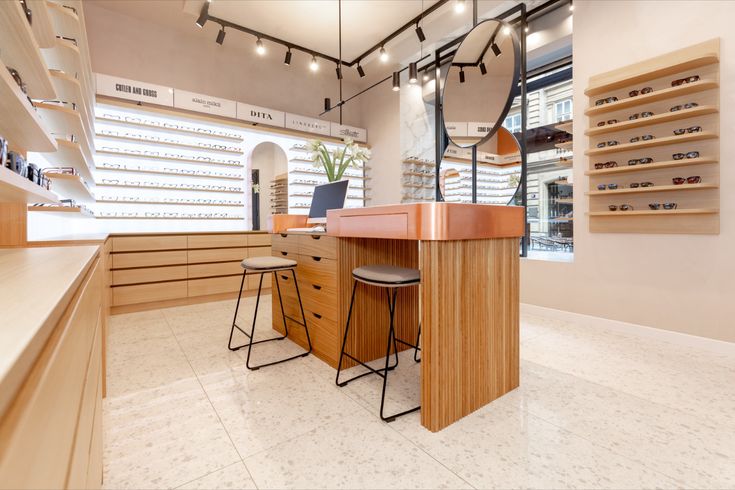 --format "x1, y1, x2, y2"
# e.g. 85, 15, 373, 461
248, 141, 289, 229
